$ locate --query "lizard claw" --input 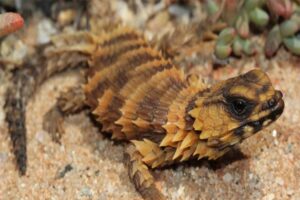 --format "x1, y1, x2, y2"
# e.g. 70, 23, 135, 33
43, 106, 65, 144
